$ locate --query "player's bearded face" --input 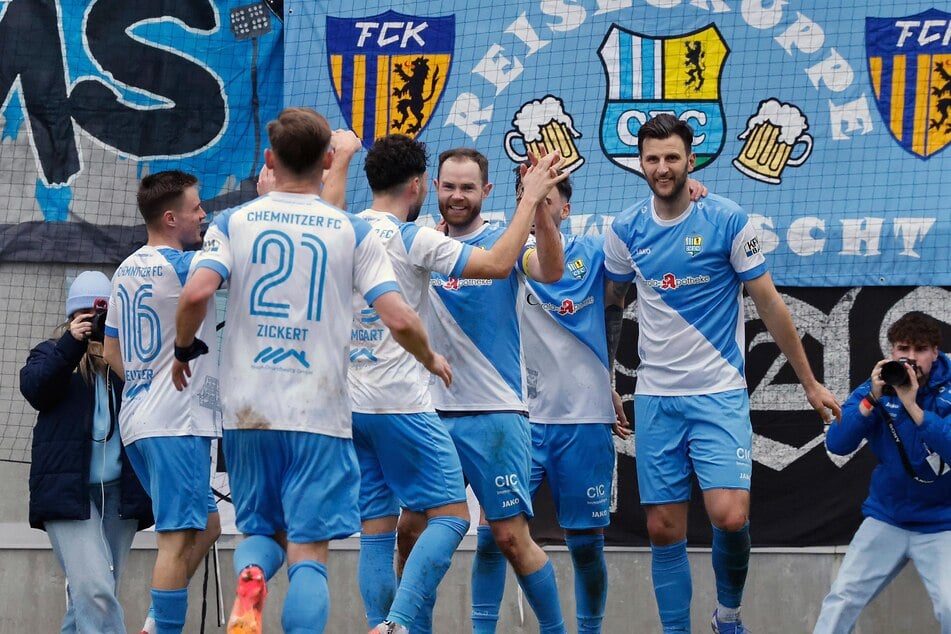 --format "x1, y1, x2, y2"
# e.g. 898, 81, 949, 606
436, 158, 486, 230
640, 136, 695, 204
